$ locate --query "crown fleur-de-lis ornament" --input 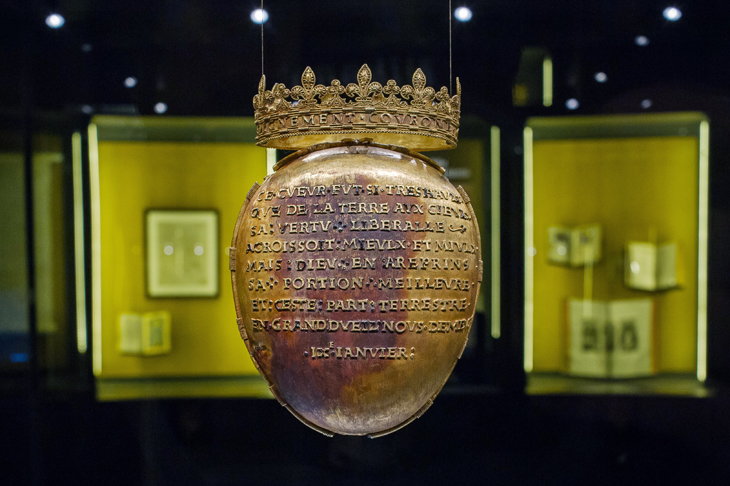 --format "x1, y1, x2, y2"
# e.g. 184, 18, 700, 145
231, 65, 480, 437
289, 67, 326, 107
253, 65, 461, 150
